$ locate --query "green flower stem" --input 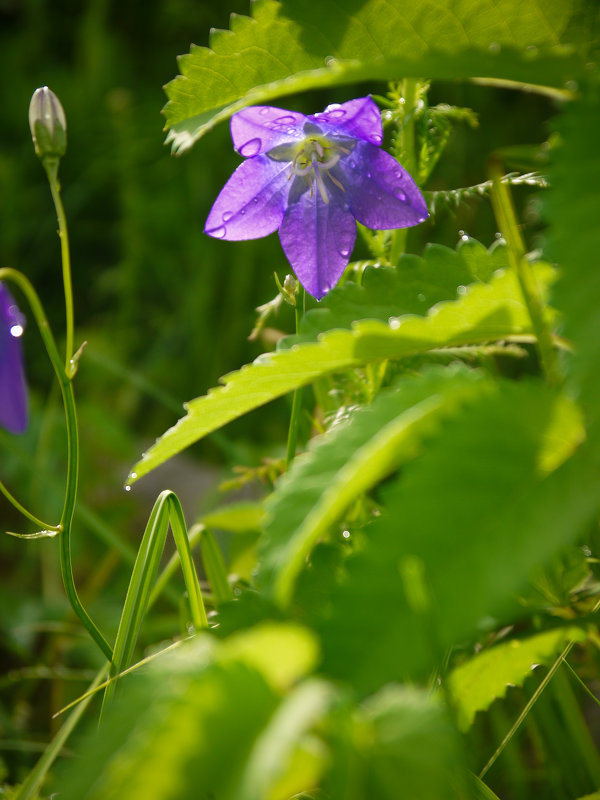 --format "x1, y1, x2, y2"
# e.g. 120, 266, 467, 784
389, 78, 419, 267
44, 158, 75, 374
0, 267, 112, 662
285, 292, 305, 468
488, 156, 560, 386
